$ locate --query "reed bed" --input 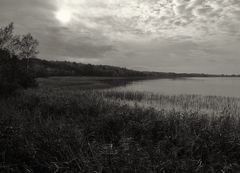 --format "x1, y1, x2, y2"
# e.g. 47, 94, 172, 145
102, 90, 240, 116
1, 88, 240, 172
